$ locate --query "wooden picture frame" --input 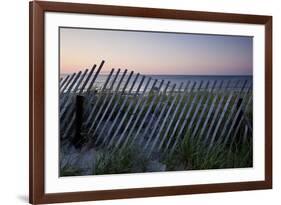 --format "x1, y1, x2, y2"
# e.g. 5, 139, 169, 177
29, 1, 272, 204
